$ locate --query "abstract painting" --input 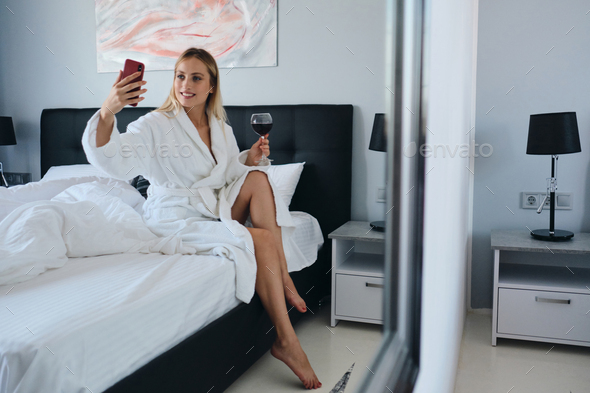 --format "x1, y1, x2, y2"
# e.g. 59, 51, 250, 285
95, 0, 277, 72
